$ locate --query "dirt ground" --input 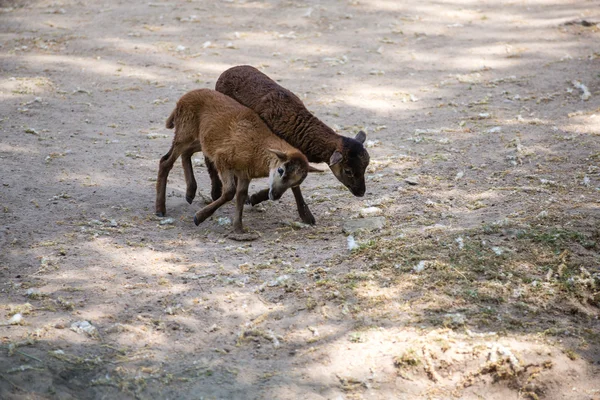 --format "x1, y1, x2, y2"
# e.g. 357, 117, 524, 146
1, 0, 599, 399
